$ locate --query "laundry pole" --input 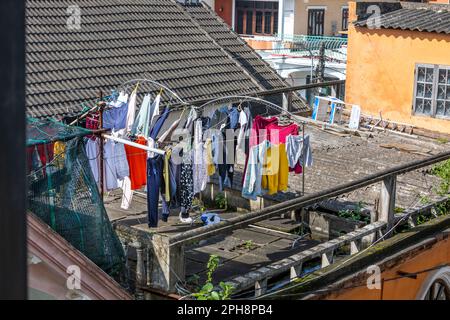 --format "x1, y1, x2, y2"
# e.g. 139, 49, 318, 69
102, 134, 166, 155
